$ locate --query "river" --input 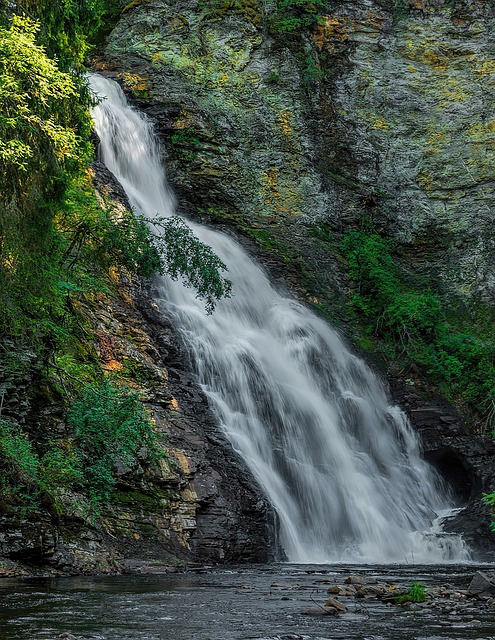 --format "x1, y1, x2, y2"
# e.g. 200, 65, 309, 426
1, 565, 494, 639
